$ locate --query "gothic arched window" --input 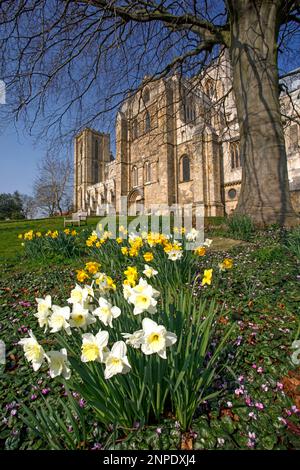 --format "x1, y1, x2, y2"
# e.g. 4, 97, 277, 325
145, 111, 151, 133
132, 119, 138, 140
144, 161, 151, 183
181, 155, 191, 182
143, 87, 150, 103
132, 166, 138, 187
230, 141, 241, 169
